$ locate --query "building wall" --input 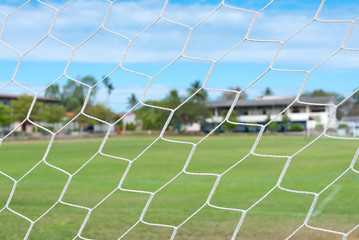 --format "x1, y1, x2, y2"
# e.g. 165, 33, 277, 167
182, 123, 201, 132
208, 104, 336, 130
